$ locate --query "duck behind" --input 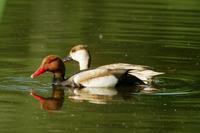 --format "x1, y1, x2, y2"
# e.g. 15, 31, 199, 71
63, 44, 164, 83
